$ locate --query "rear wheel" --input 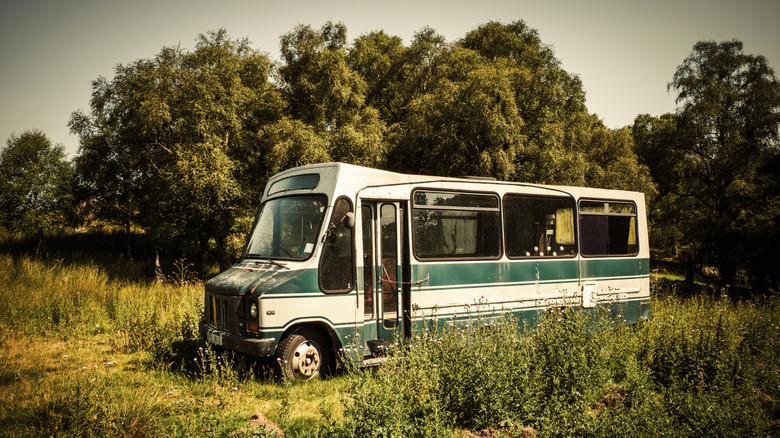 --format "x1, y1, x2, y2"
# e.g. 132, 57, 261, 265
274, 329, 331, 380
